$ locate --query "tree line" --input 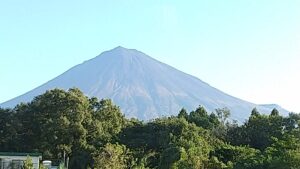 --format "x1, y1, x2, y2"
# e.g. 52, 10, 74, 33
1, 88, 300, 169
